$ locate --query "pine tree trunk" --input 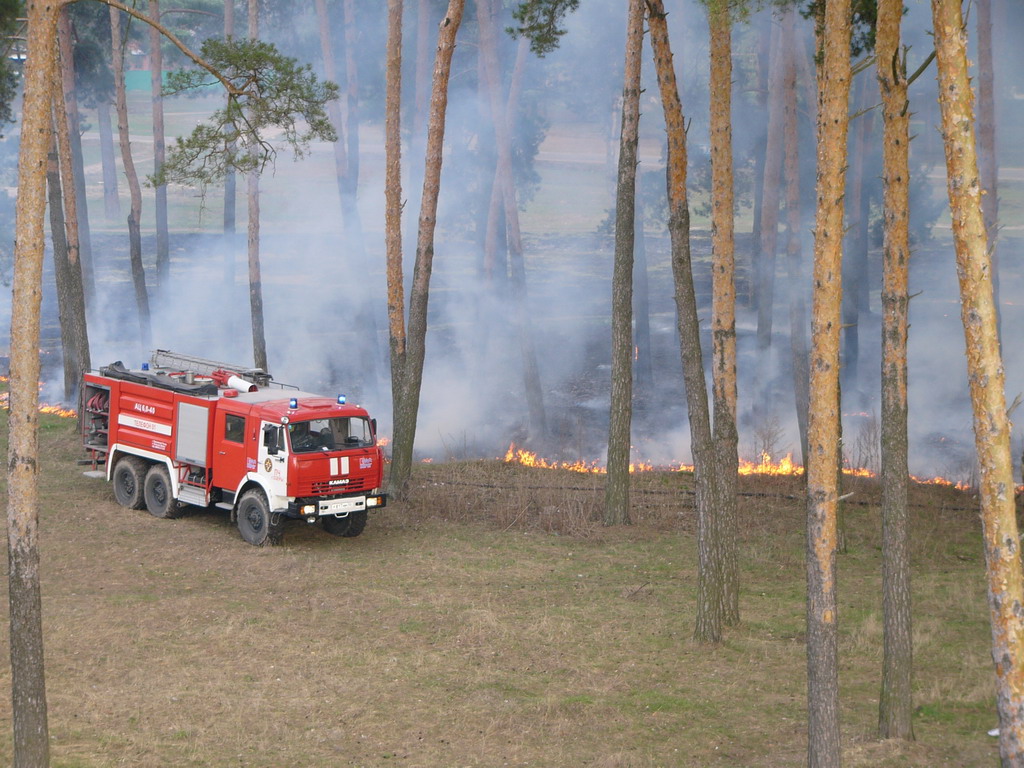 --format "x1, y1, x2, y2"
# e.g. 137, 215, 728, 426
648, 0, 722, 643
389, 0, 465, 499
111, 6, 152, 352
52, 71, 90, 400
932, 1, 1024, 761
806, 1, 852, 765
604, 0, 643, 526
58, 8, 93, 307
976, 0, 999, 331
708, 0, 739, 625
247, 0, 267, 371
150, 0, 169, 288
384, 0, 406, 456
876, 0, 914, 741
48, 128, 82, 401
781, 6, 809, 470
223, 0, 236, 288
8, 5, 61, 765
